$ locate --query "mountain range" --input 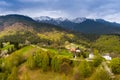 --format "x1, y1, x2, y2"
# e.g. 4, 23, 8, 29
35, 16, 120, 34
0, 14, 120, 35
